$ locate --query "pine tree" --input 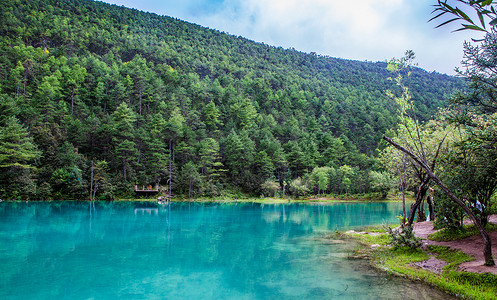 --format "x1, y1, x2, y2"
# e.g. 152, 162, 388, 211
0, 116, 41, 199
111, 102, 137, 180
0, 116, 40, 169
